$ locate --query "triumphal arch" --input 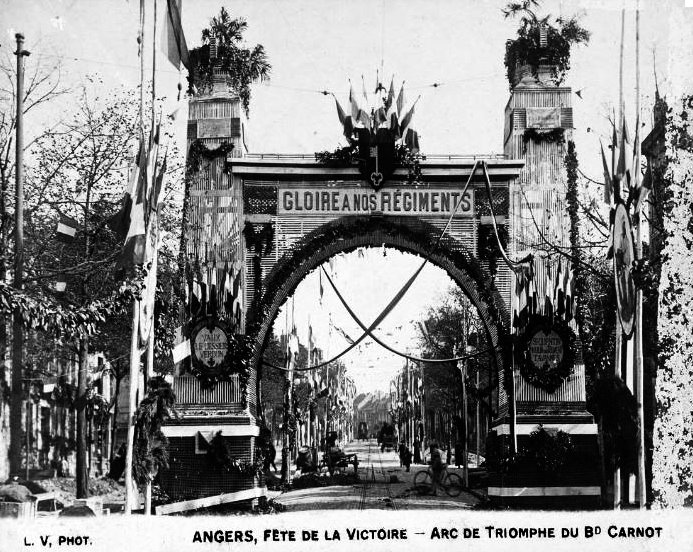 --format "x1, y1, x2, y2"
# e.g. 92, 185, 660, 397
158, 65, 599, 512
